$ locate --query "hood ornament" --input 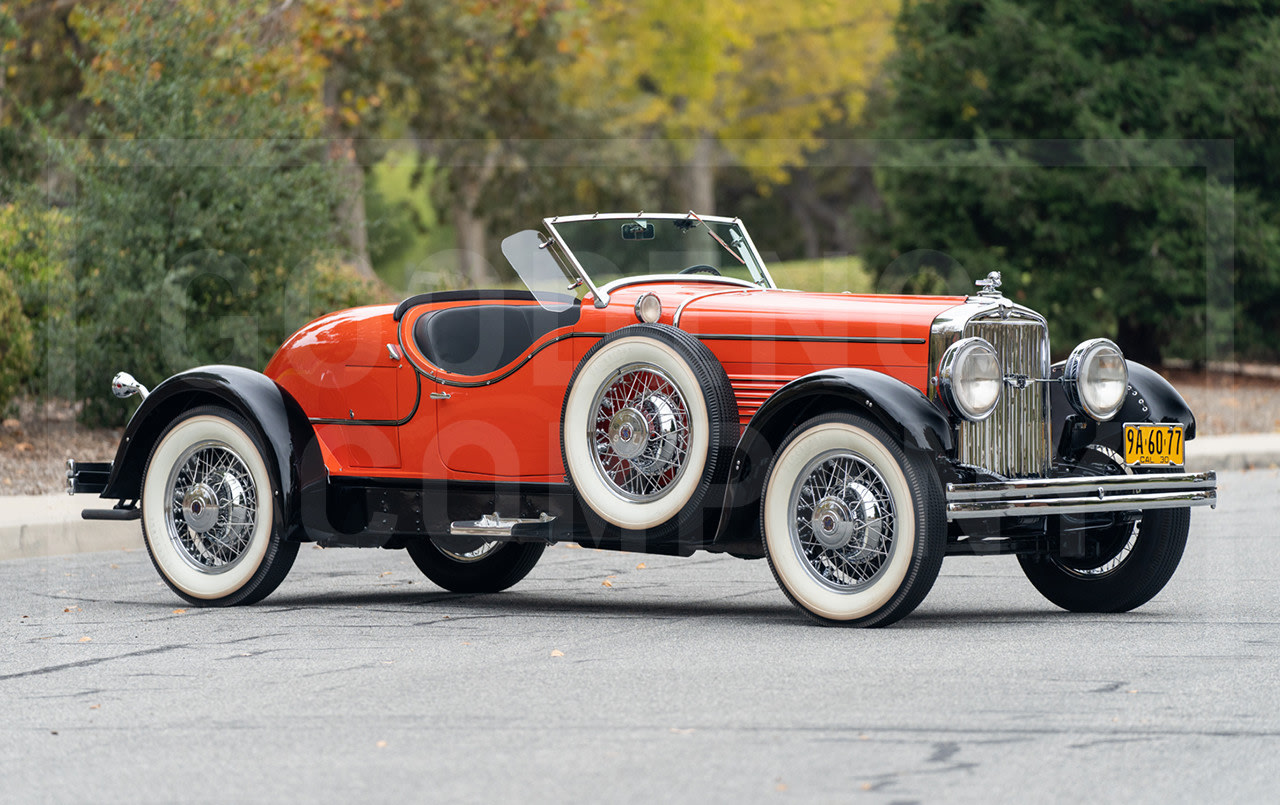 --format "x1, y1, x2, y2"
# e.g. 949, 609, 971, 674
975, 271, 1003, 297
